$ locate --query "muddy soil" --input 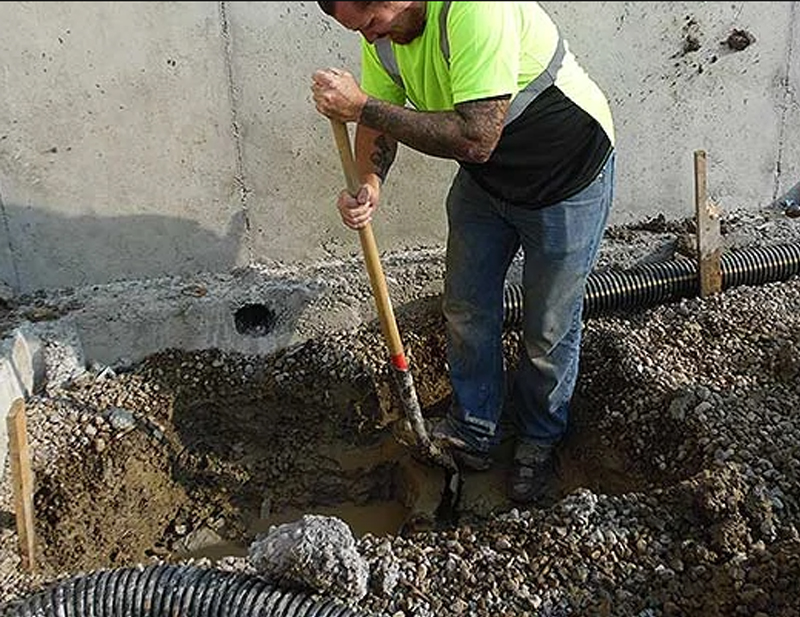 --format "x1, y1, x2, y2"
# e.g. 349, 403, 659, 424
4, 294, 654, 582
2, 297, 444, 575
